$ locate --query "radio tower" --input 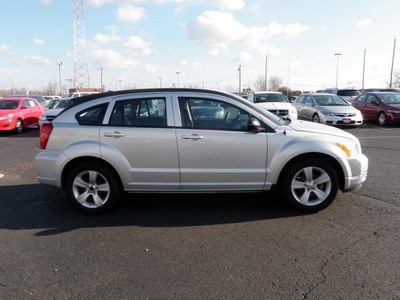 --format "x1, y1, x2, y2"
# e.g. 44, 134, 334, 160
73, 0, 90, 89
